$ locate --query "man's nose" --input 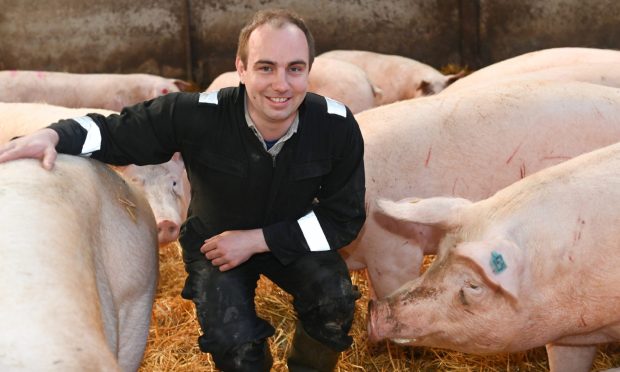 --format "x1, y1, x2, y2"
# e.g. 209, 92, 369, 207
271, 69, 289, 91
